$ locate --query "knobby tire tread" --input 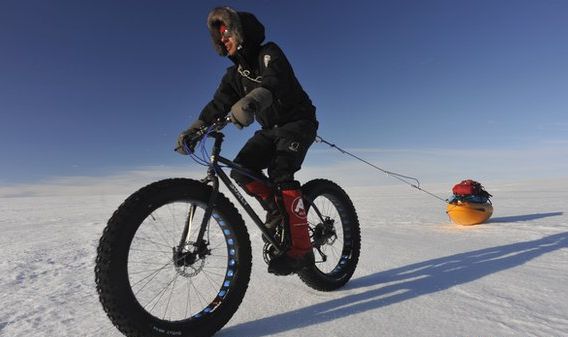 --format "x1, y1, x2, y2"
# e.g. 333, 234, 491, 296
95, 178, 252, 337
298, 179, 361, 291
